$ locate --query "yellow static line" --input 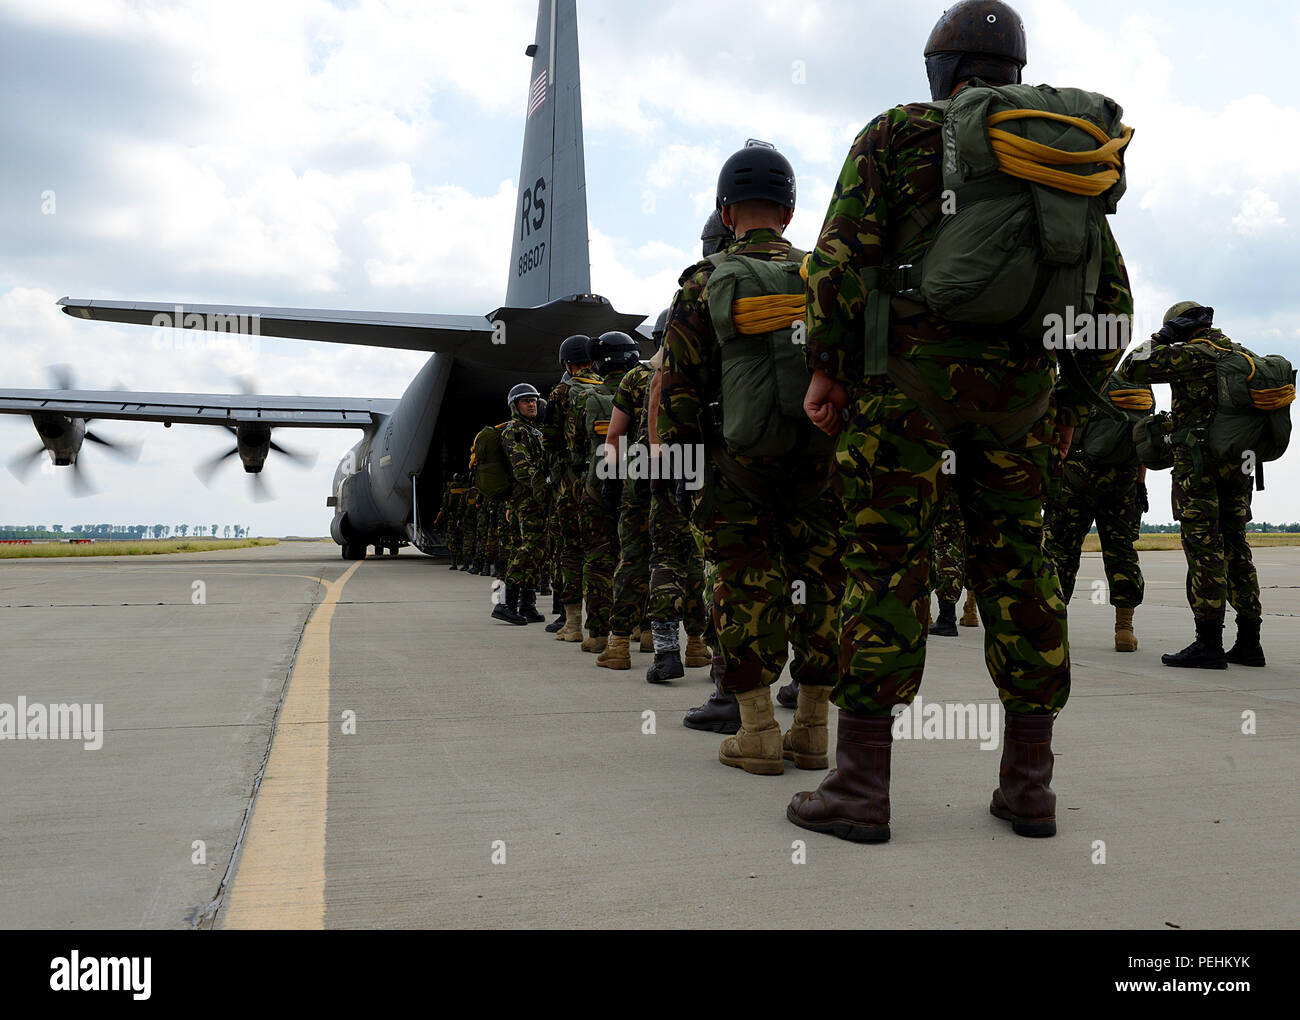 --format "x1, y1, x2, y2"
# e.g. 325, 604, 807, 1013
221, 561, 361, 929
